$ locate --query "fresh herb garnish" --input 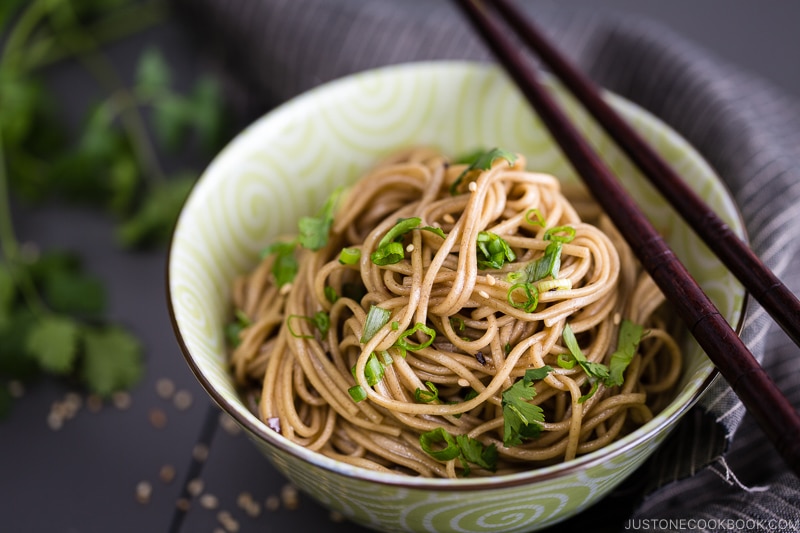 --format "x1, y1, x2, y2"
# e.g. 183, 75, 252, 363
225, 309, 251, 347
419, 427, 498, 476
560, 324, 610, 401
298, 188, 343, 250
608, 320, 644, 387
450, 148, 517, 195
261, 241, 299, 287
0, 1, 233, 414
393, 322, 436, 356
476, 231, 516, 270
348, 352, 386, 402
505, 224, 576, 312
338, 247, 361, 265
287, 311, 331, 339
414, 381, 440, 403
501, 366, 552, 447
360, 305, 392, 343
